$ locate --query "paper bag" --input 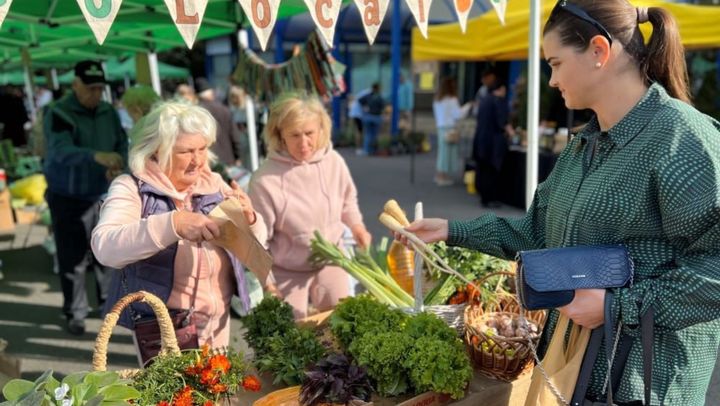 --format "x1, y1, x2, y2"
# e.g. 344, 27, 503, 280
209, 199, 273, 284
